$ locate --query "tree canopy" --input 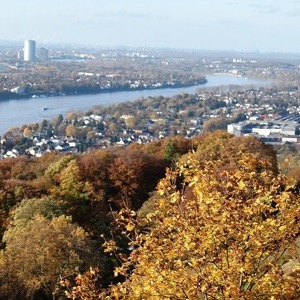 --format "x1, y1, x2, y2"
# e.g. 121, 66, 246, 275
0, 215, 97, 300
0, 132, 300, 299
103, 142, 300, 299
